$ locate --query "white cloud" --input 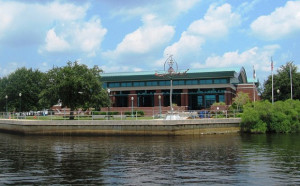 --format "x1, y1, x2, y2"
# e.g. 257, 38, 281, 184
41, 18, 107, 55
111, 0, 201, 22
162, 3, 240, 66
44, 29, 70, 52
164, 32, 205, 62
251, 1, 300, 40
101, 63, 144, 73
236, 0, 261, 15
0, 1, 106, 55
192, 45, 280, 72
188, 4, 240, 37
74, 18, 107, 56
0, 1, 24, 39
173, 0, 201, 15
0, 1, 89, 42
115, 25, 174, 54
104, 14, 174, 59
47, 1, 88, 21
